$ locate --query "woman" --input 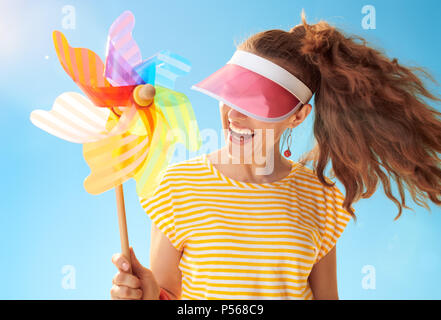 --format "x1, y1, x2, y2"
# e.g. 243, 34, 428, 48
110, 12, 441, 300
